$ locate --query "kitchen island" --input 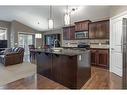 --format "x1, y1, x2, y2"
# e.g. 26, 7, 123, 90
34, 48, 91, 89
